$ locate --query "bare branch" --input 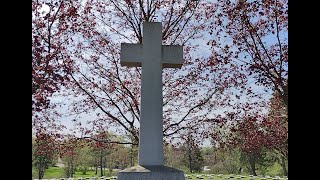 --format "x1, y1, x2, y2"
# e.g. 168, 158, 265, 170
70, 74, 138, 141
163, 89, 217, 133
79, 136, 138, 145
